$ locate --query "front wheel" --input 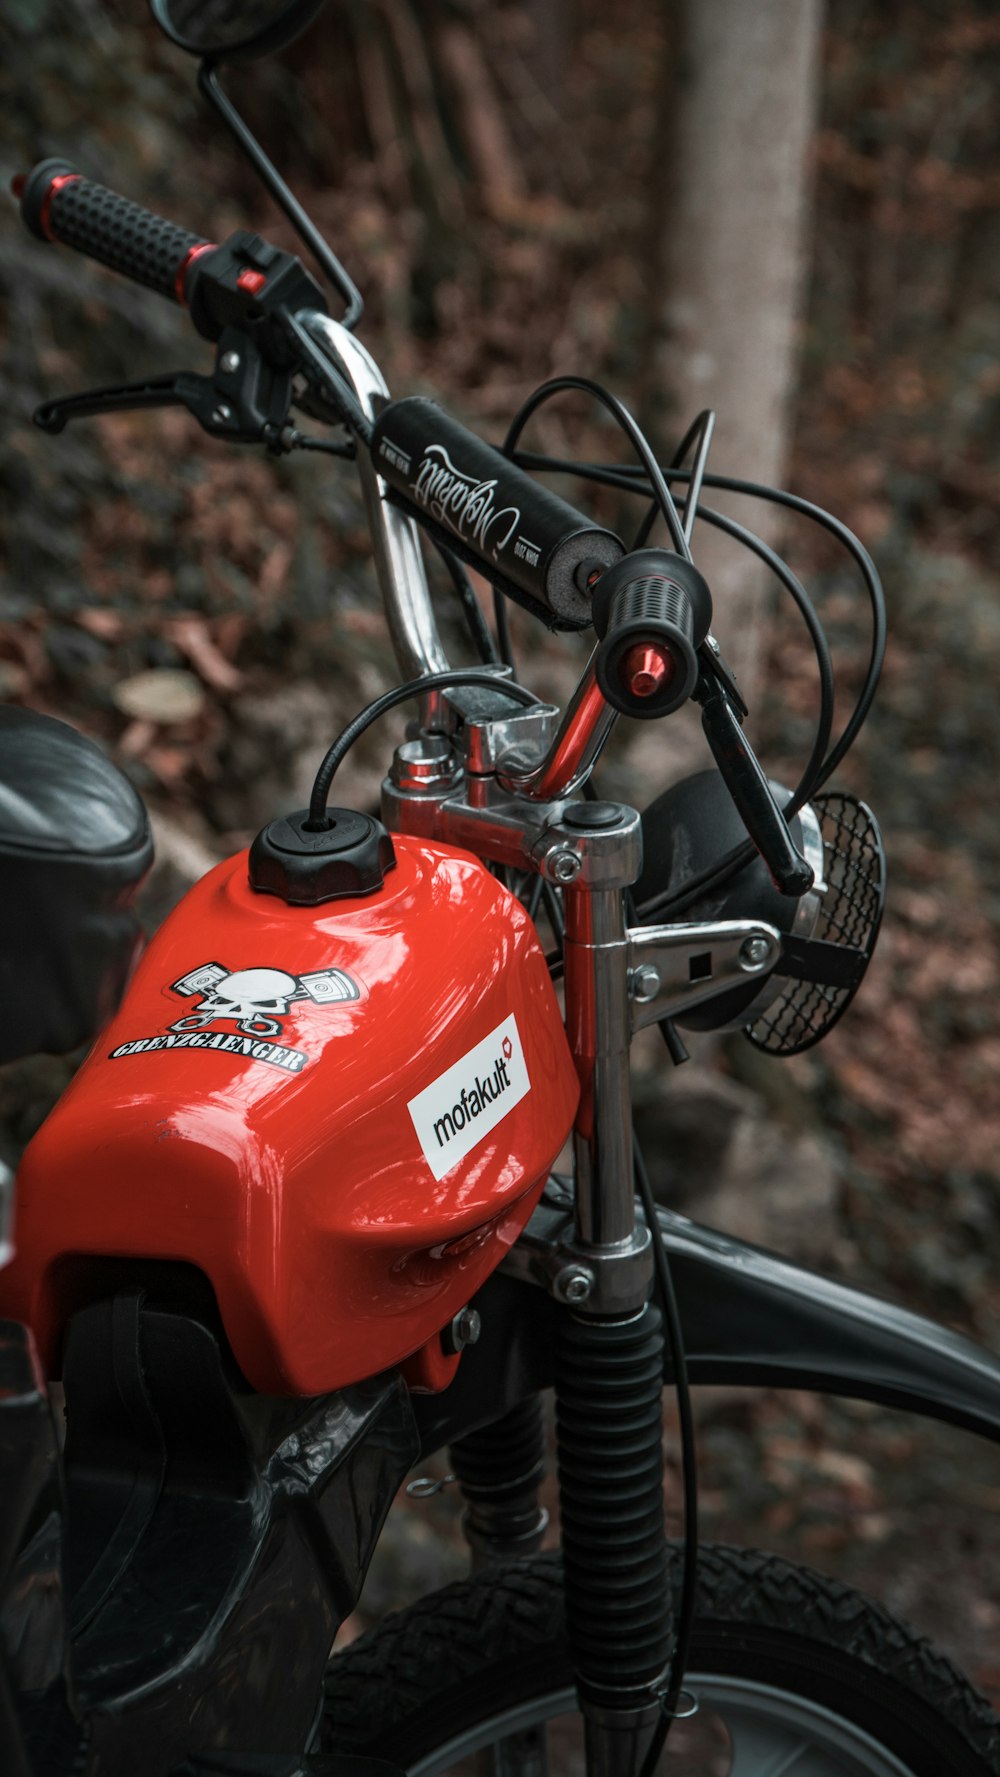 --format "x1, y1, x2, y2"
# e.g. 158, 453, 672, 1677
320, 1545, 1000, 1777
